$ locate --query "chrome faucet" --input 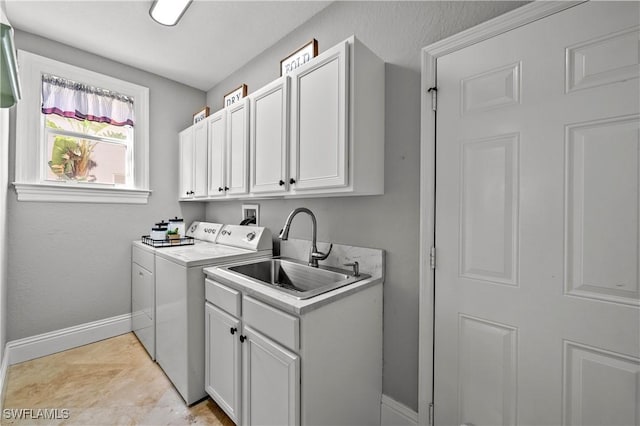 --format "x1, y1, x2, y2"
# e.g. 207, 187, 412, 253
279, 207, 332, 267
